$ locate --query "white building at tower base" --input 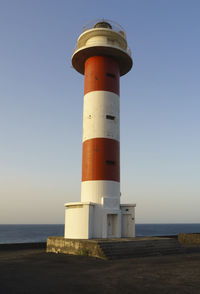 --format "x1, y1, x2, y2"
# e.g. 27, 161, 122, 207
64, 201, 136, 239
